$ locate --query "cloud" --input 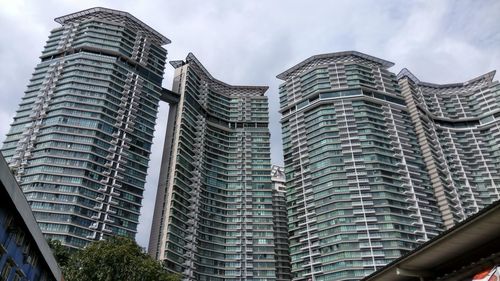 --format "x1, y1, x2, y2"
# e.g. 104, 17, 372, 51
385, 0, 500, 82
0, 0, 498, 247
